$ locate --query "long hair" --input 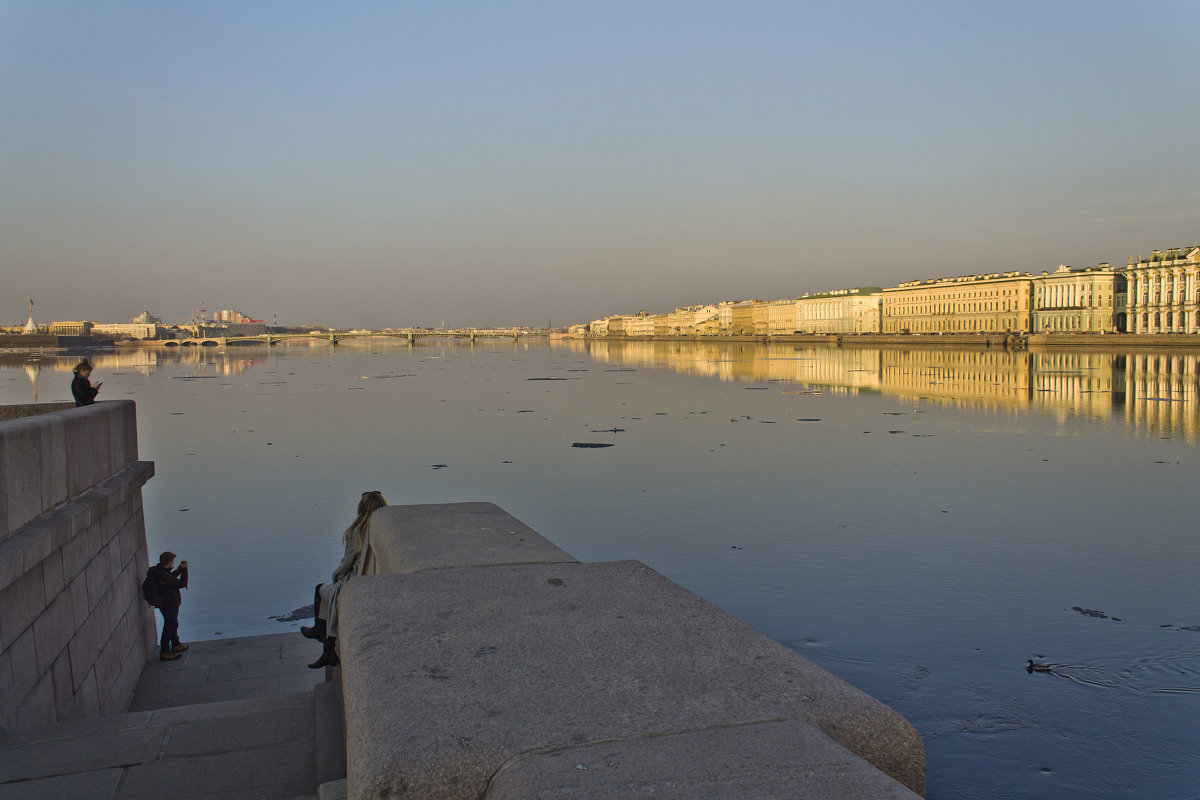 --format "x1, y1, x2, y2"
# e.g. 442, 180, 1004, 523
345, 490, 387, 540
